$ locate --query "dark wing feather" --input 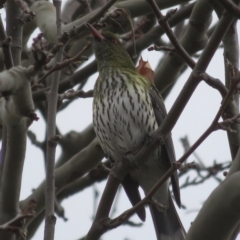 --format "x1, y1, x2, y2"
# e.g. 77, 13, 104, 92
149, 87, 181, 208
110, 157, 146, 221
122, 174, 146, 221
